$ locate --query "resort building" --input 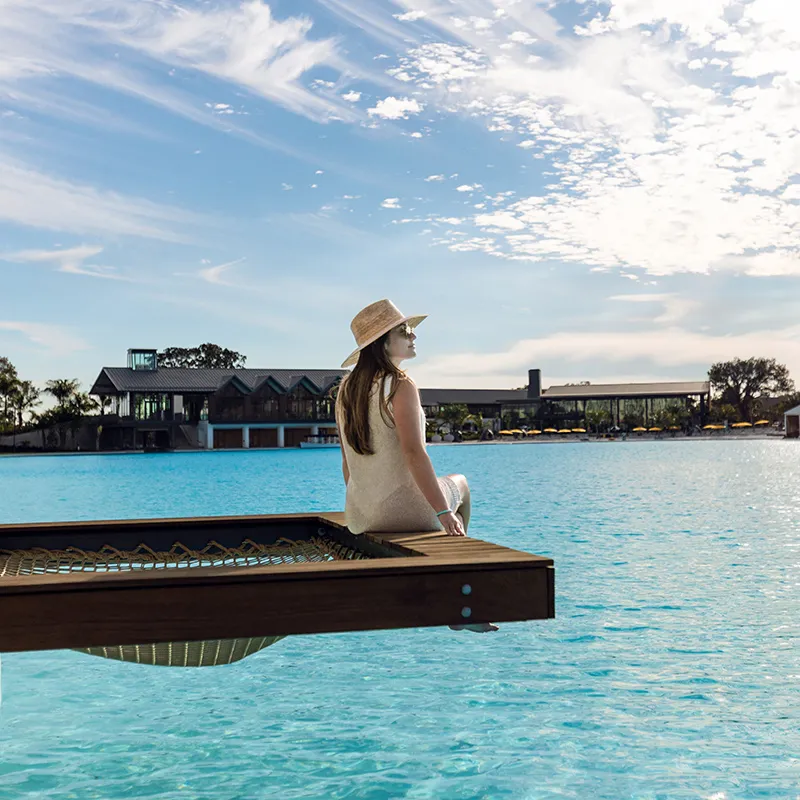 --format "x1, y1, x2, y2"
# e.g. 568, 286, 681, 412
89, 350, 347, 450
422, 370, 711, 430
87, 352, 712, 450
